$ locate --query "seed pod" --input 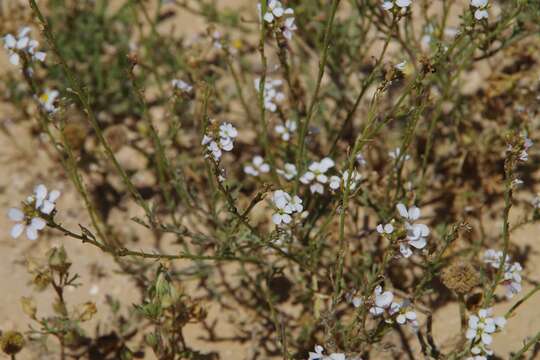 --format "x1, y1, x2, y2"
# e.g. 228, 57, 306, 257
441, 261, 479, 294
1, 331, 25, 355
